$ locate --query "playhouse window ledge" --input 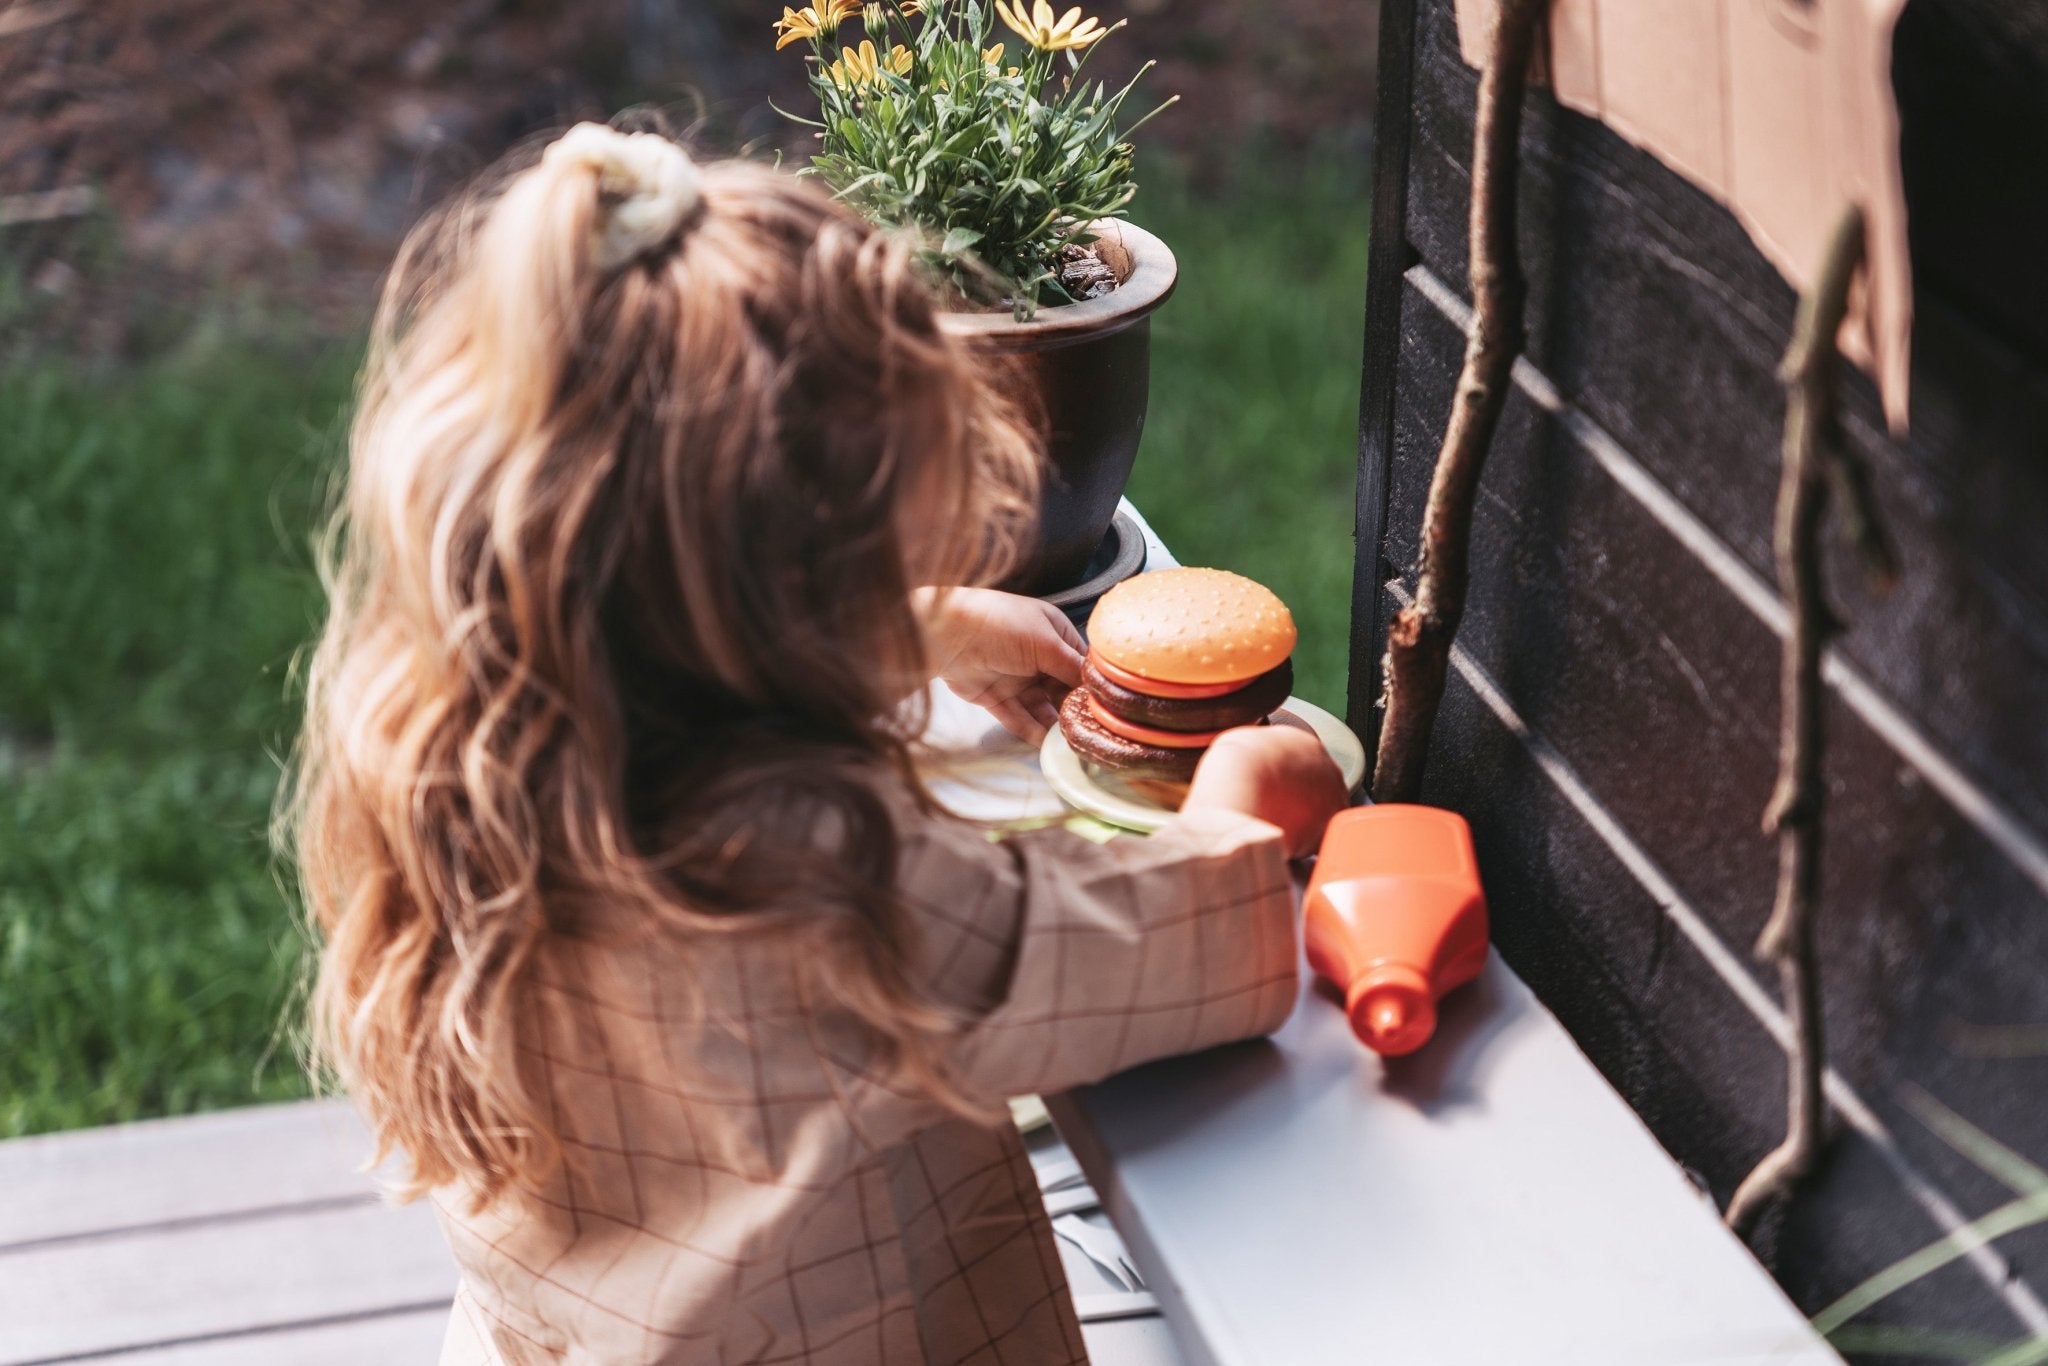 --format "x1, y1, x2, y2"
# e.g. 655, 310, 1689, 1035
930, 502, 1841, 1366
